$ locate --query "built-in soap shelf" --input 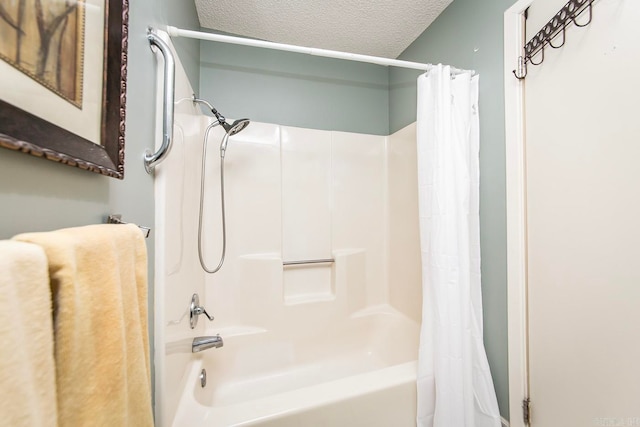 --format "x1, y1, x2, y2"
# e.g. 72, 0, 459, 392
283, 249, 367, 308
236, 250, 367, 309
283, 259, 335, 305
